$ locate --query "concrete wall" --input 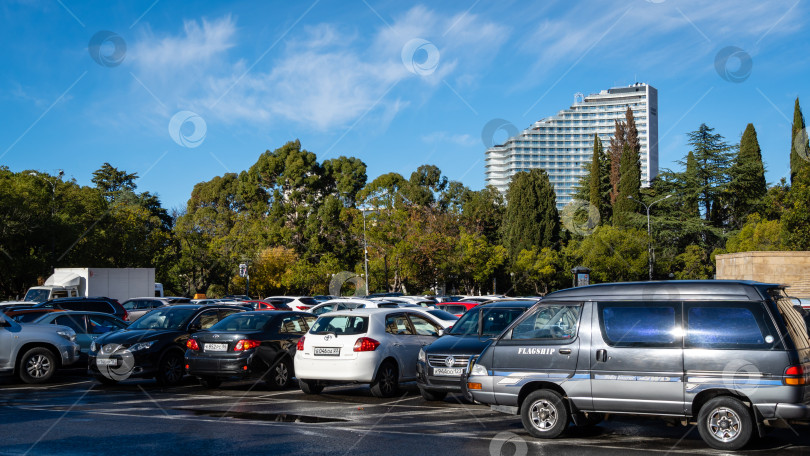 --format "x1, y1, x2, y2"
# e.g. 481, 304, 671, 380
715, 251, 810, 298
